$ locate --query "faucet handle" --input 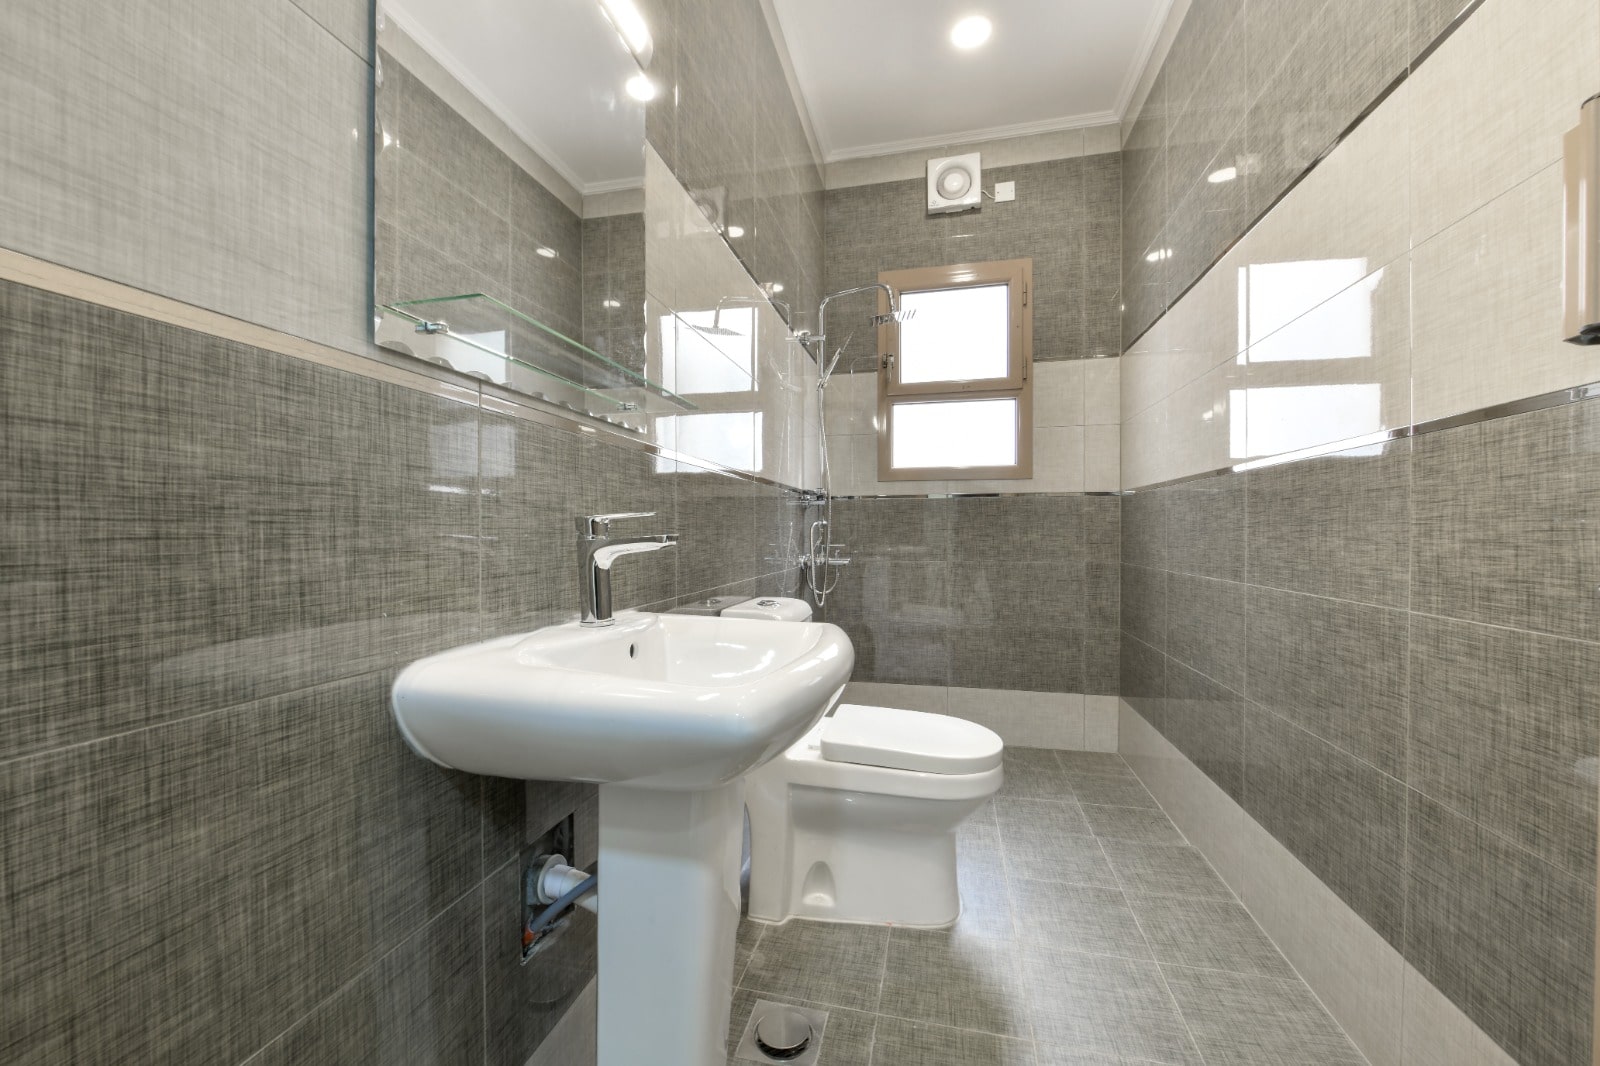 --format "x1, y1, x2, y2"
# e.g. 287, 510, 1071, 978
577, 512, 656, 536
